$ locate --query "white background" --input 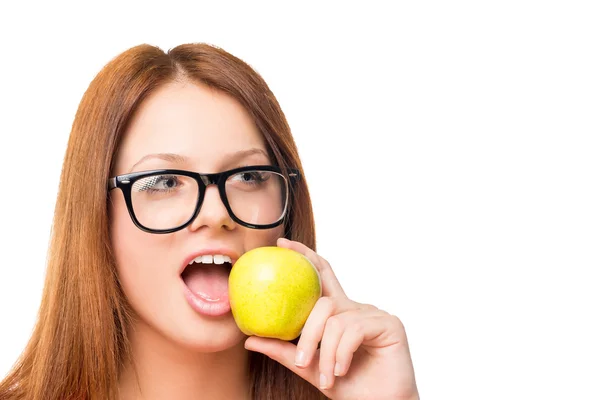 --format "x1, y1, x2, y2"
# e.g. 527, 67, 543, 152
0, 1, 599, 399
